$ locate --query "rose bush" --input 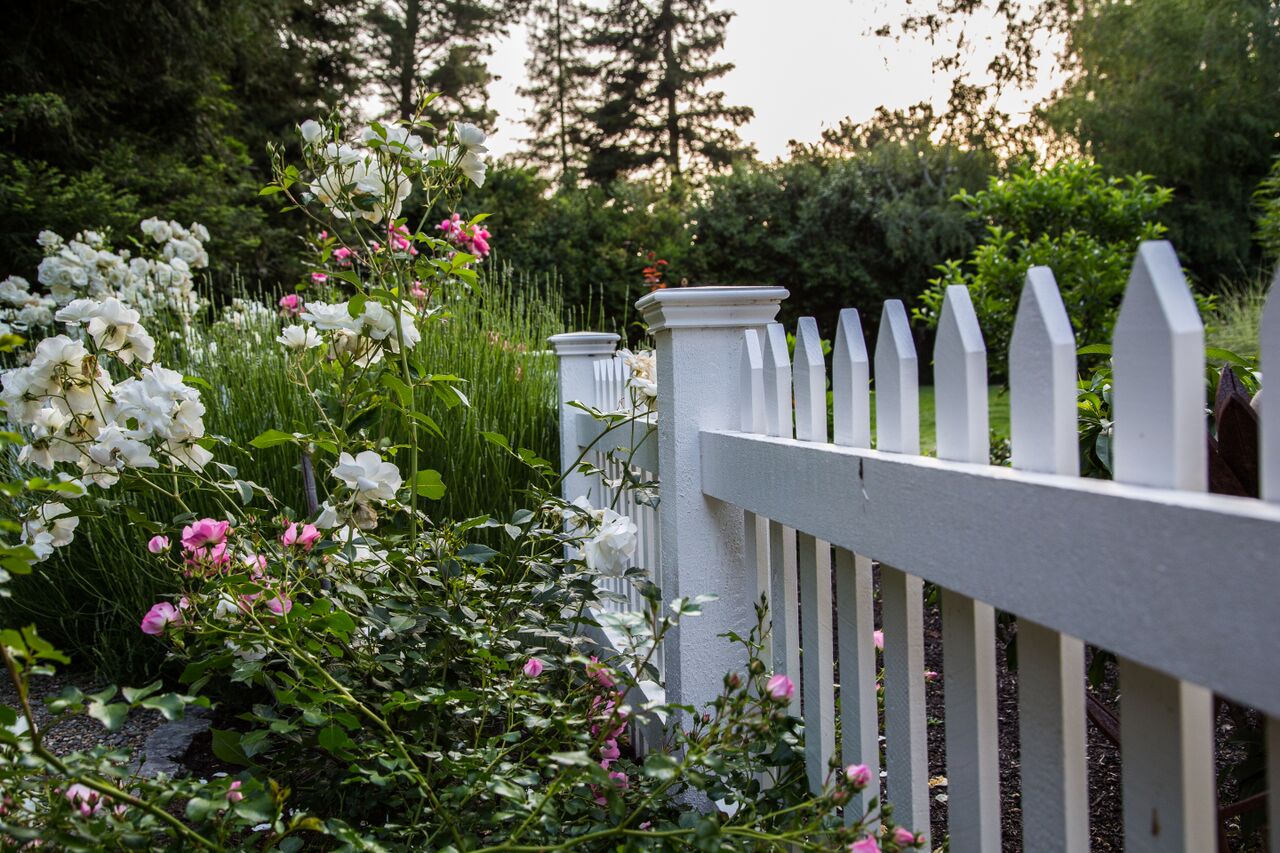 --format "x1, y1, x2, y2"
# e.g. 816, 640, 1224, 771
0, 106, 922, 850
